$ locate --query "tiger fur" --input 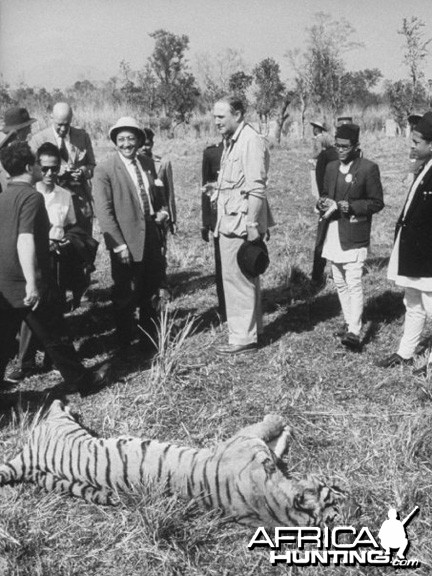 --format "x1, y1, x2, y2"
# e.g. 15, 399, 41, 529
0, 400, 341, 527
